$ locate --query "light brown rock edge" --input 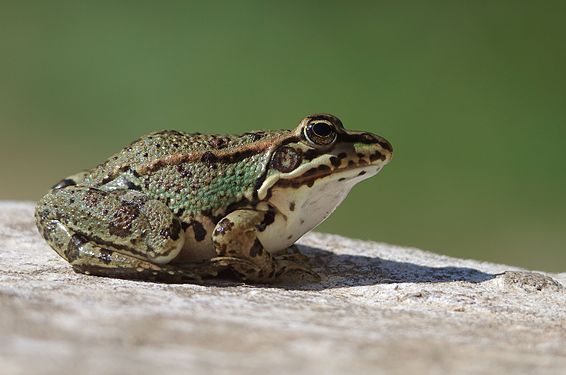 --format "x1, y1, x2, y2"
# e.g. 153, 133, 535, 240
0, 201, 564, 375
